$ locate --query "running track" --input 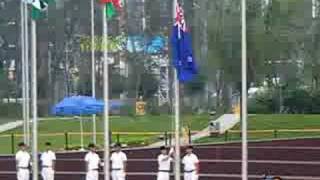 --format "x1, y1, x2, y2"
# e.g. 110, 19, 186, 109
1, 139, 320, 180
